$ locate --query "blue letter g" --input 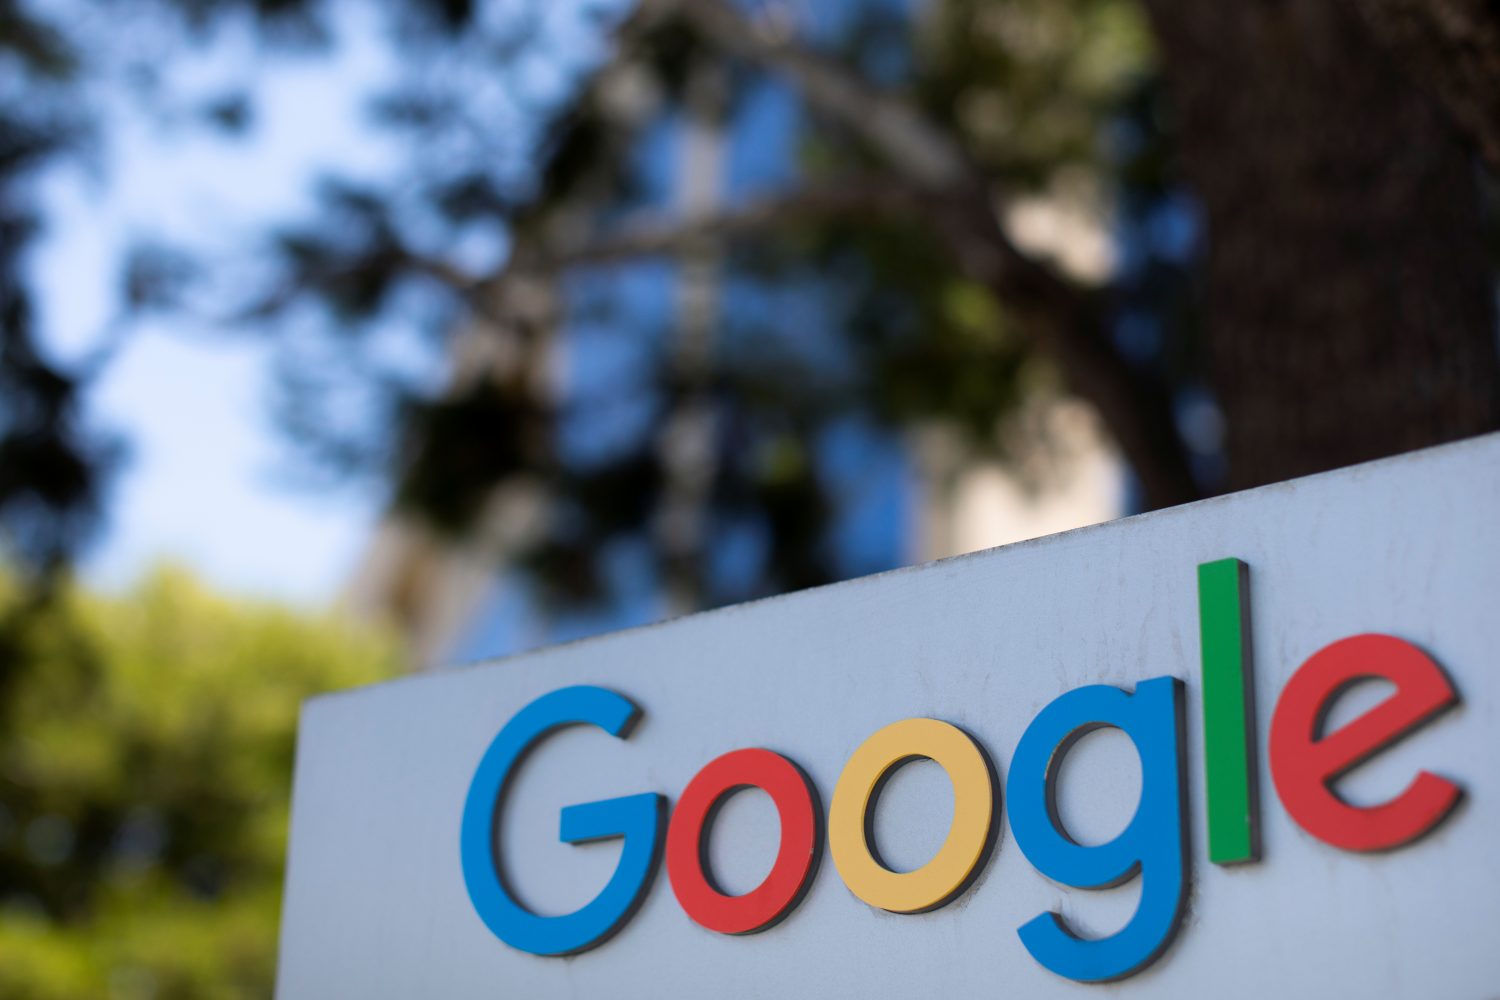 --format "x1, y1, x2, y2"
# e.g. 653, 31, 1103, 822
1007, 677, 1189, 982
460, 686, 664, 956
